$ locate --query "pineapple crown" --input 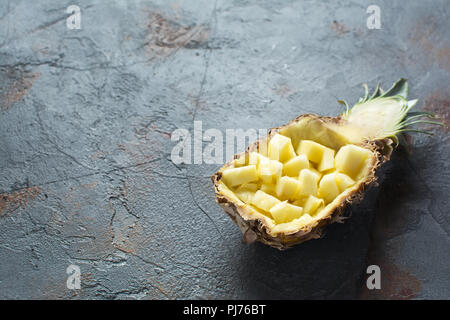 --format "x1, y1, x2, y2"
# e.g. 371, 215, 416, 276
338, 78, 443, 146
